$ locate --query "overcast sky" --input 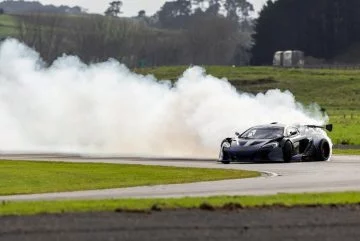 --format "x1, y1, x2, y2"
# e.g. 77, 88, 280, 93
38, 0, 267, 16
